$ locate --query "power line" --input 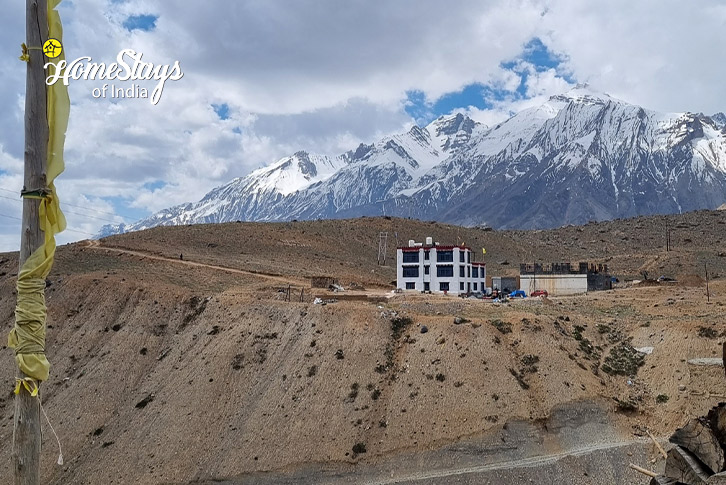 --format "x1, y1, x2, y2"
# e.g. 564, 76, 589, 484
0, 194, 127, 224
0, 186, 137, 221
0, 212, 21, 221
0, 212, 95, 236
